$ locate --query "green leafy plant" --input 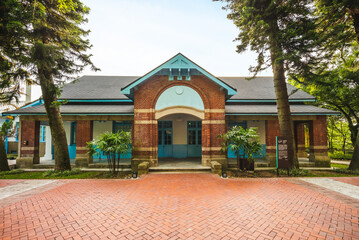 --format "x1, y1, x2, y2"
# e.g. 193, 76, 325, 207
218, 126, 262, 171
42, 169, 81, 177
87, 131, 131, 174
